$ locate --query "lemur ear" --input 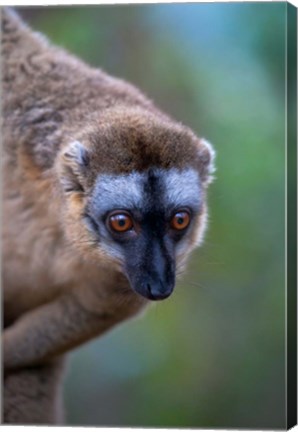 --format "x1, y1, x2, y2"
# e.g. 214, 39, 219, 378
58, 141, 90, 193
197, 138, 216, 185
